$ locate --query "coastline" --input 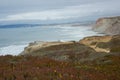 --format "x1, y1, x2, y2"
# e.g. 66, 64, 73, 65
0, 23, 102, 56
20, 16, 120, 58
